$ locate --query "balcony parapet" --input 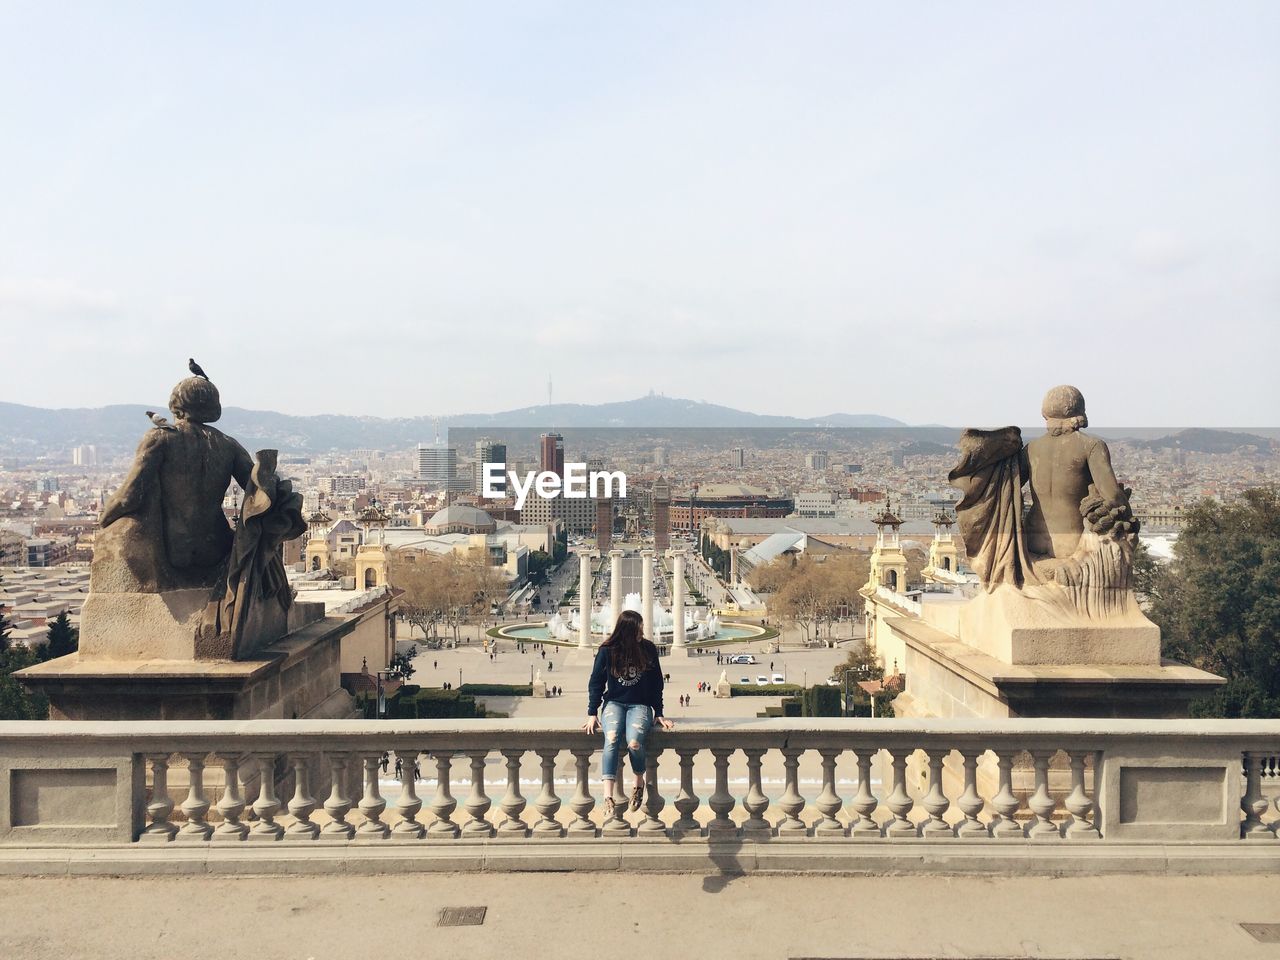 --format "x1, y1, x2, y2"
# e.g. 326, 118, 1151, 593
3, 718, 1280, 875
